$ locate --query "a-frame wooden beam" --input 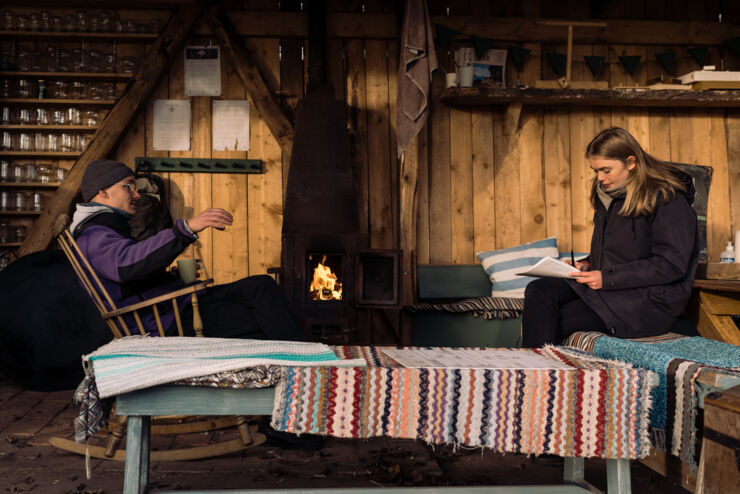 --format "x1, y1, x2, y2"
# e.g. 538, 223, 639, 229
204, 6, 294, 160
18, 6, 202, 256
